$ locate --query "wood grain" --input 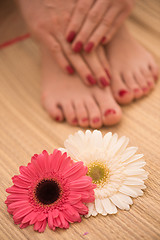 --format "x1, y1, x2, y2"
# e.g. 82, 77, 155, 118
0, 0, 160, 239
